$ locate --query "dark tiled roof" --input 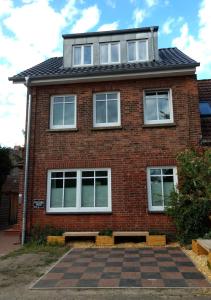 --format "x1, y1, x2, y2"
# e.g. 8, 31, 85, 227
198, 79, 211, 101
9, 48, 199, 82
